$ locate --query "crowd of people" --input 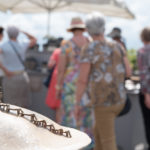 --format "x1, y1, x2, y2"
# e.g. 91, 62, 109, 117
0, 12, 150, 150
